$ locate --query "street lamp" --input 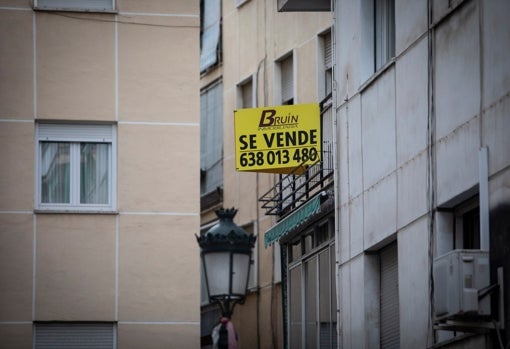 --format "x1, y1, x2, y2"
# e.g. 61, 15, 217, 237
197, 207, 256, 348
